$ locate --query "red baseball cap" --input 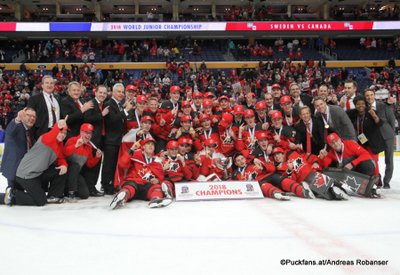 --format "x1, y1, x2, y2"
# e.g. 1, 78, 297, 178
178, 137, 193, 146
220, 113, 233, 128
193, 92, 203, 98
204, 138, 218, 147
136, 95, 147, 103
80, 123, 94, 132
233, 105, 244, 115
271, 111, 283, 120
326, 133, 341, 144
244, 109, 255, 118
272, 147, 285, 155
170, 86, 181, 94
272, 84, 281, 90
202, 99, 213, 107
255, 101, 267, 110
141, 116, 154, 123
219, 95, 229, 102
256, 131, 269, 141
181, 100, 191, 108
199, 114, 211, 122
280, 96, 292, 105
166, 141, 179, 150
126, 84, 136, 91
141, 137, 156, 146
180, 115, 192, 122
